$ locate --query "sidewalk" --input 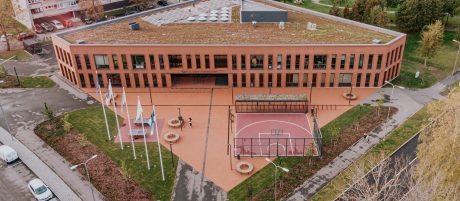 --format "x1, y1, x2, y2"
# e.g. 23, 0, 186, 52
286, 72, 460, 200
0, 127, 104, 201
